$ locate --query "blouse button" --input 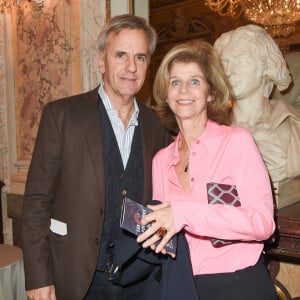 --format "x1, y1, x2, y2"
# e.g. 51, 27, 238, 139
191, 178, 195, 182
